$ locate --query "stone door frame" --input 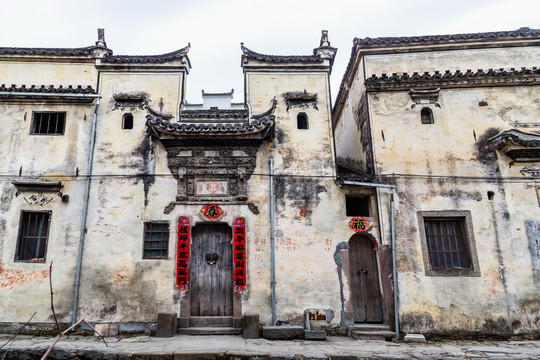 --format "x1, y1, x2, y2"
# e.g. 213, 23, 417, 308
178, 218, 243, 329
